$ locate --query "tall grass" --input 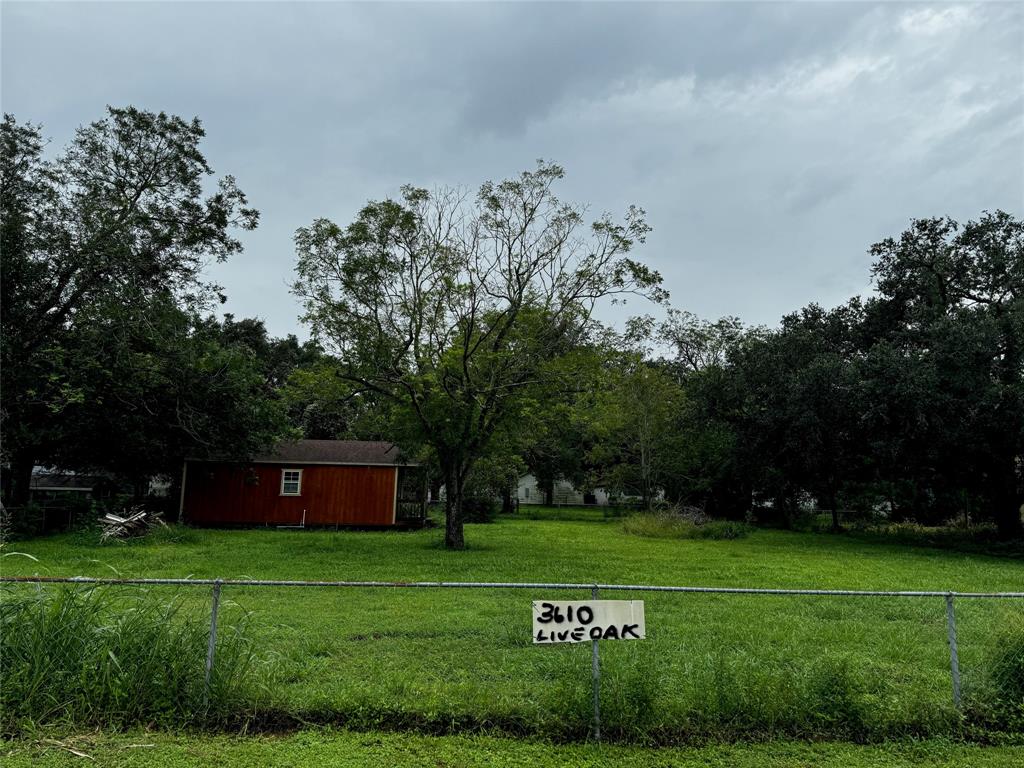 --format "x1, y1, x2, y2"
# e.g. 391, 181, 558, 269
0, 585, 256, 733
966, 611, 1024, 732
530, 646, 953, 744
622, 512, 750, 540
